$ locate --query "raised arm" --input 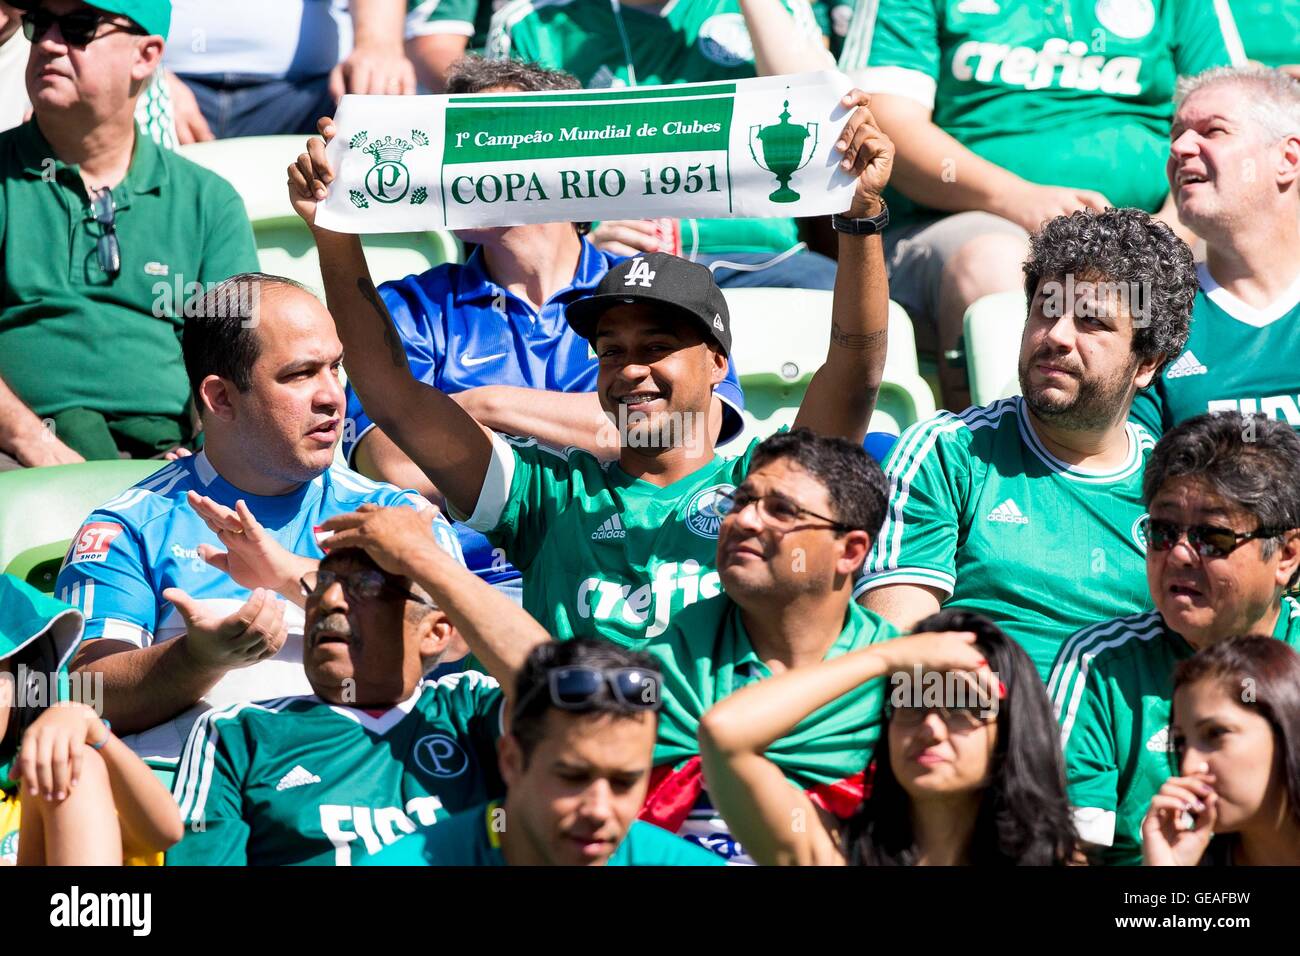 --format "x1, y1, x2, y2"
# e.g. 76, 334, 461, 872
698, 630, 985, 866
793, 90, 892, 443
319, 505, 552, 694
288, 120, 494, 518
741, 0, 836, 76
